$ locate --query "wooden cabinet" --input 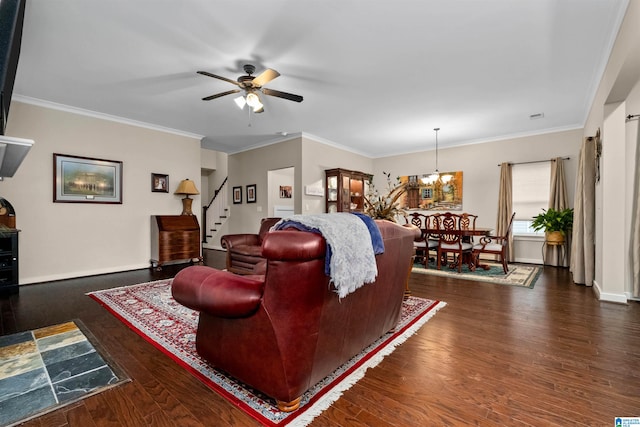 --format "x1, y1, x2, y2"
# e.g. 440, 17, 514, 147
325, 168, 371, 213
0, 229, 19, 295
150, 215, 202, 269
